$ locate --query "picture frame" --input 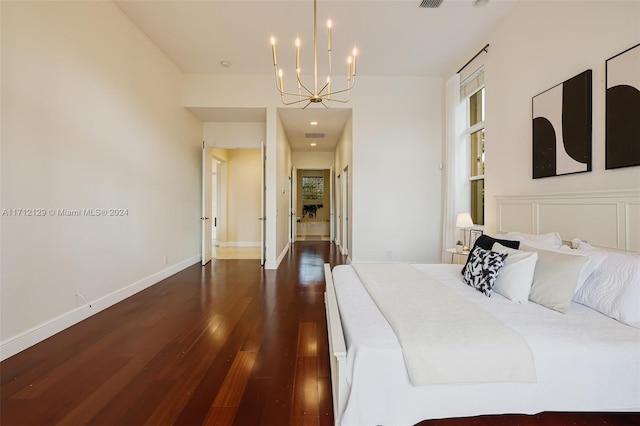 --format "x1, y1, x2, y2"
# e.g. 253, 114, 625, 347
532, 70, 592, 179
605, 43, 640, 170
